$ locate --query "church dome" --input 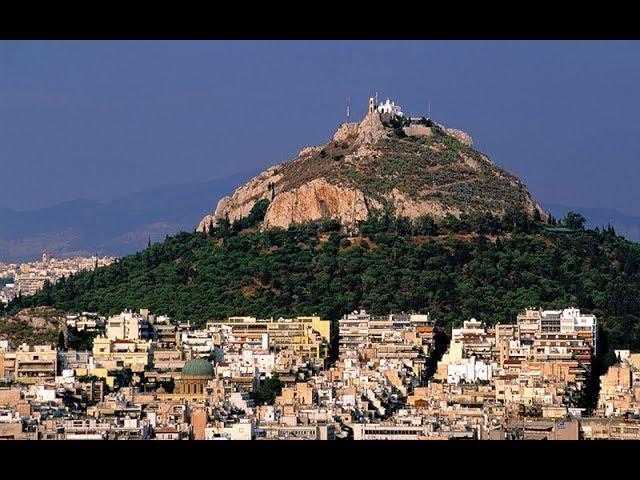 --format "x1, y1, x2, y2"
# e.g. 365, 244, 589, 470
181, 358, 214, 378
